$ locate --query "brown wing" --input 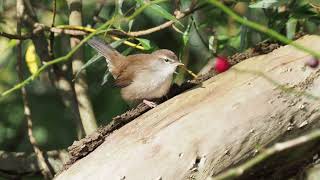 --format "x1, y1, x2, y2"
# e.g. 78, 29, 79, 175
114, 64, 135, 88
114, 54, 149, 88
